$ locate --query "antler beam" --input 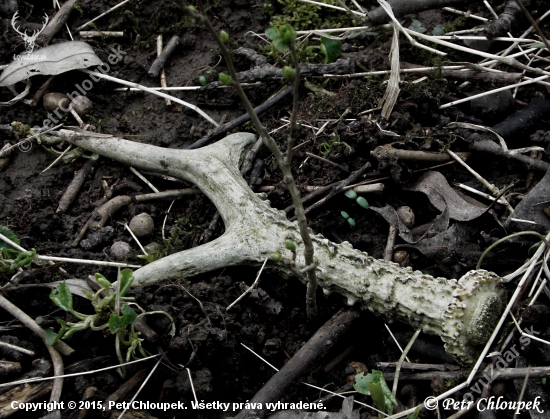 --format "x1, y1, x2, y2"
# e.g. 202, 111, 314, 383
57, 130, 506, 364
